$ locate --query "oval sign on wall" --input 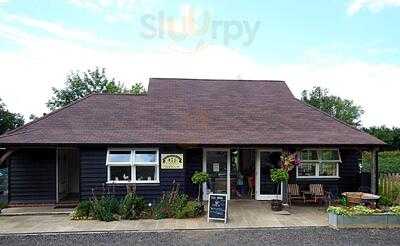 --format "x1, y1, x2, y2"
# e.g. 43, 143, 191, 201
161, 154, 184, 169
